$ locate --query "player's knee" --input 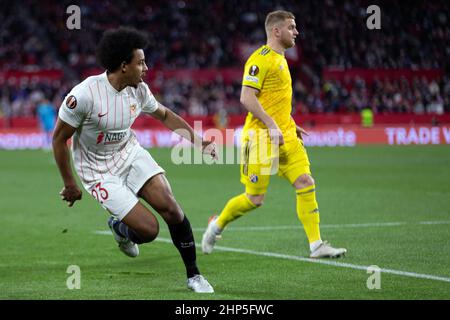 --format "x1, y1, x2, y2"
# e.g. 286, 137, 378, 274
252, 199, 264, 207
247, 194, 265, 207
160, 202, 184, 224
295, 174, 315, 189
